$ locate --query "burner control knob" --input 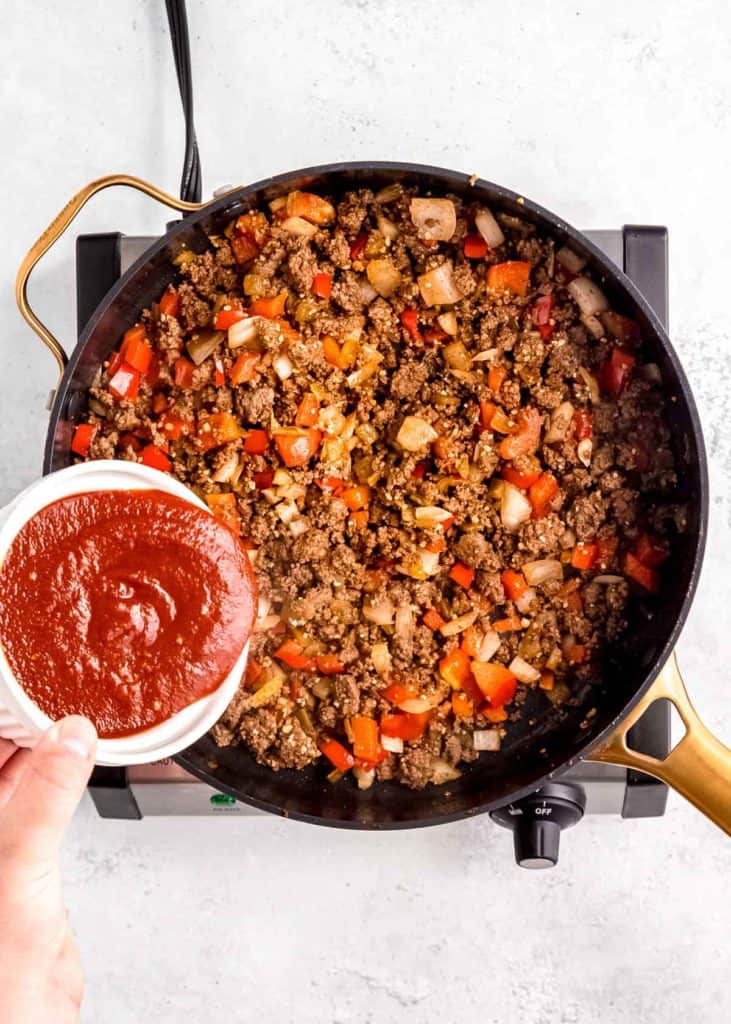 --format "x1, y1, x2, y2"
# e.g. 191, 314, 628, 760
490, 781, 586, 869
